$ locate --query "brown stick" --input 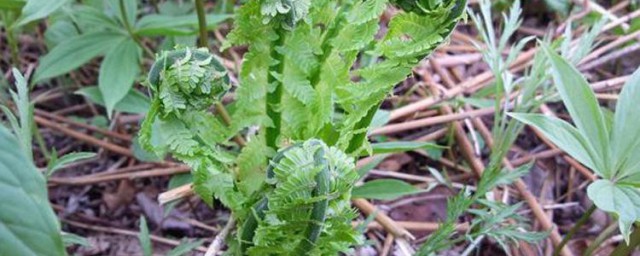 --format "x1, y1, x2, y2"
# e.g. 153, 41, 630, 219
48, 166, 190, 185
62, 219, 208, 253
35, 116, 133, 157
352, 198, 415, 240
35, 109, 132, 142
